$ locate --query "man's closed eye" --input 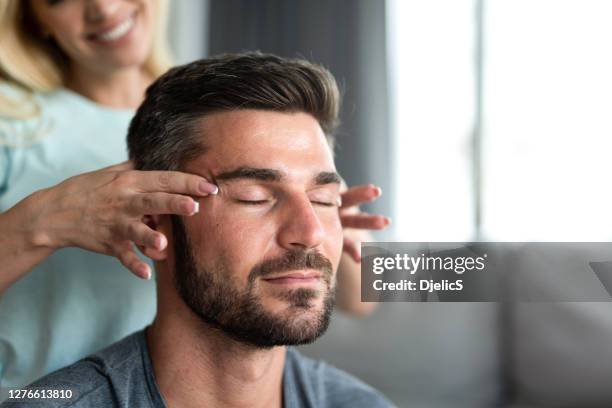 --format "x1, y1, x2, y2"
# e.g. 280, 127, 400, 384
236, 199, 270, 205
